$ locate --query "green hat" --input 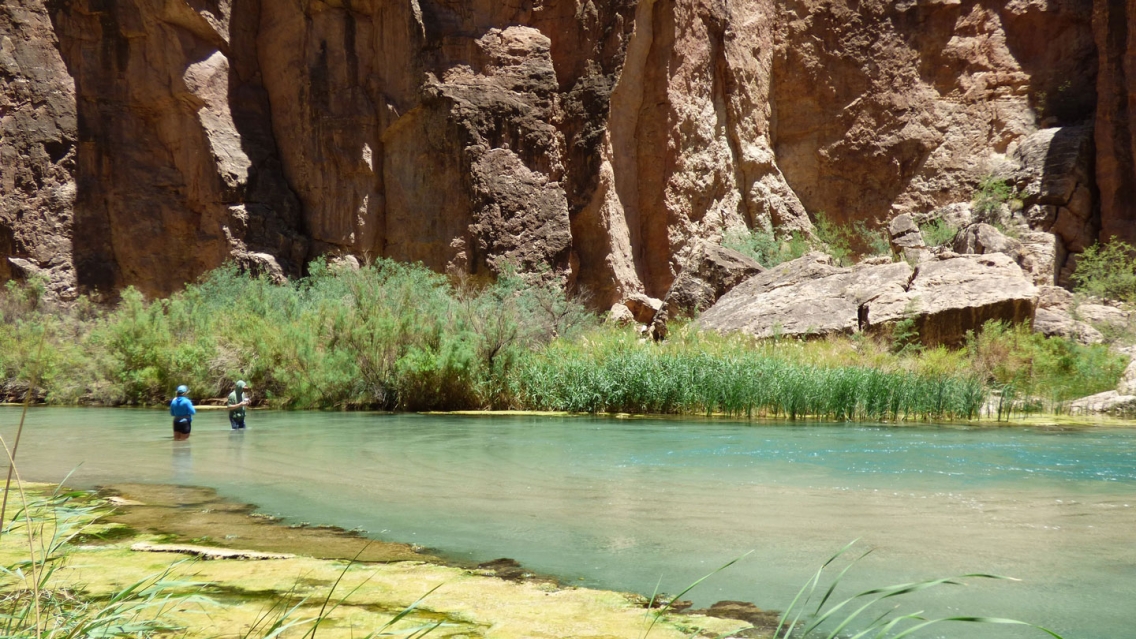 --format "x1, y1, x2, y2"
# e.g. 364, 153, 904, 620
236, 380, 249, 389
